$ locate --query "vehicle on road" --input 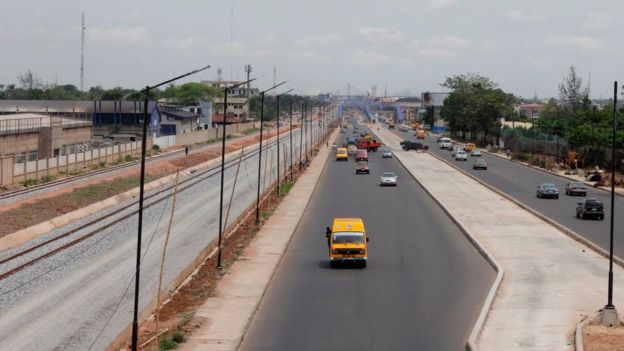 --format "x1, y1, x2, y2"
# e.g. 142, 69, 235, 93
347, 136, 356, 145
347, 145, 358, 155
537, 183, 559, 199
355, 161, 370, 174
439, 137, 452, 149
398, 124, 410, 132
401, 140, 428, 151
380, 172, 398, 186
356, 138, 383, 152
473, 159, 487, 170
565, 182, 587, 196
455, 151, 468, 161
336, 147, 348, 161
576, 198, 604, 220
464, 143, 476, 153
326, 218, 369, 268
451, 145, 463, 156
355, 149, 368, 162
382, 150, 393, 158
416, 130, 426, 139
471, 149, 482, 157
340, 128, 346, 133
